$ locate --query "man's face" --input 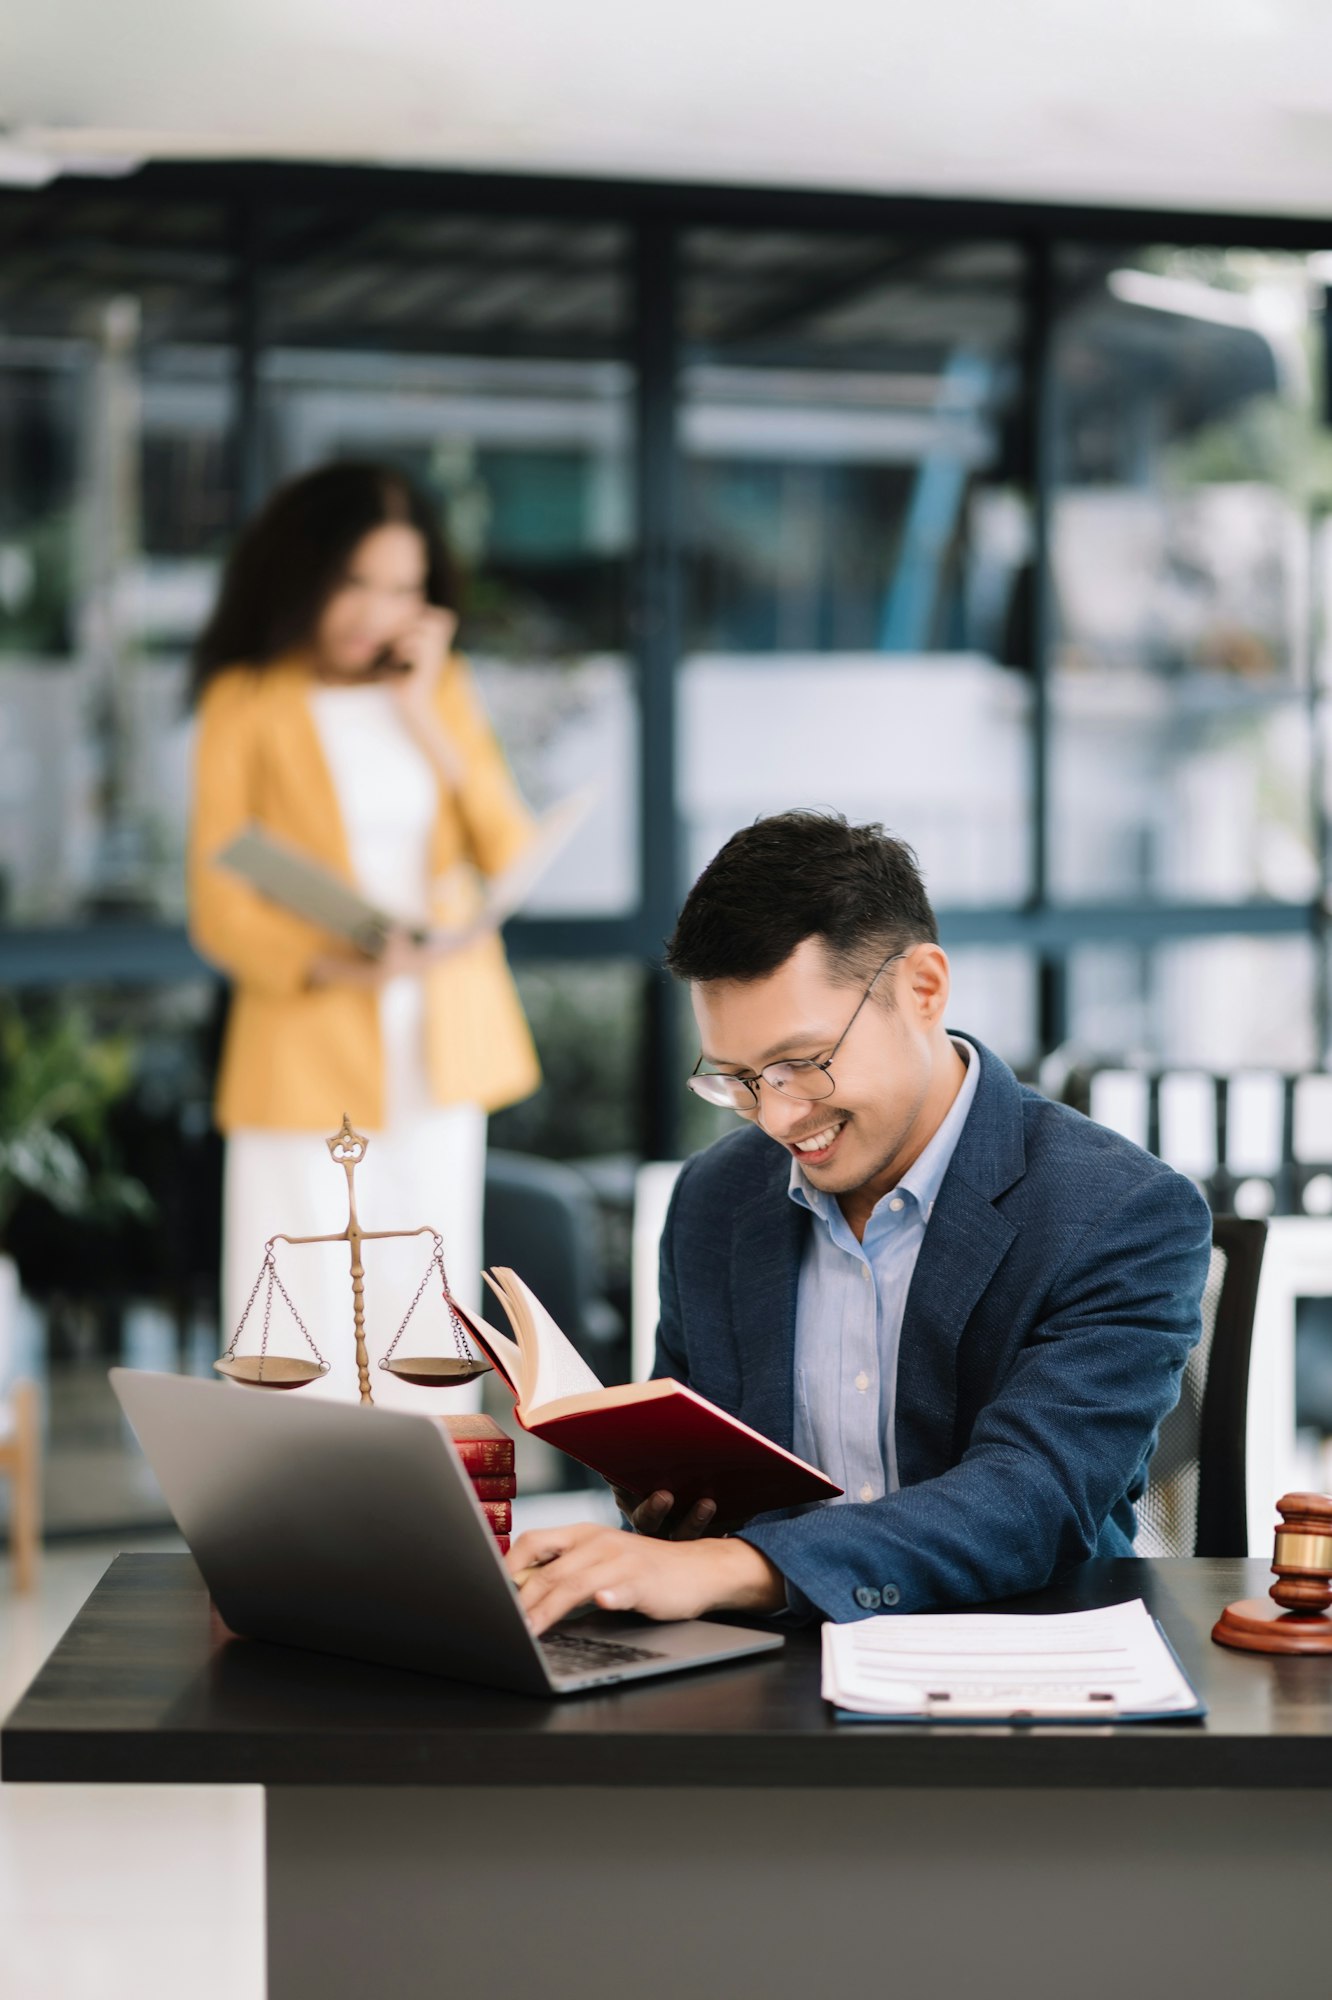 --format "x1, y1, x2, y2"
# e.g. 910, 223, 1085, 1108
690, 935, 951, 1199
